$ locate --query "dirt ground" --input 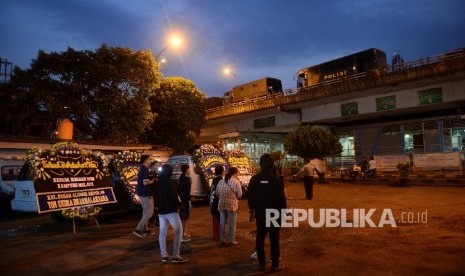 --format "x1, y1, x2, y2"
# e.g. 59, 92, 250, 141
1, 182, 465, 276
